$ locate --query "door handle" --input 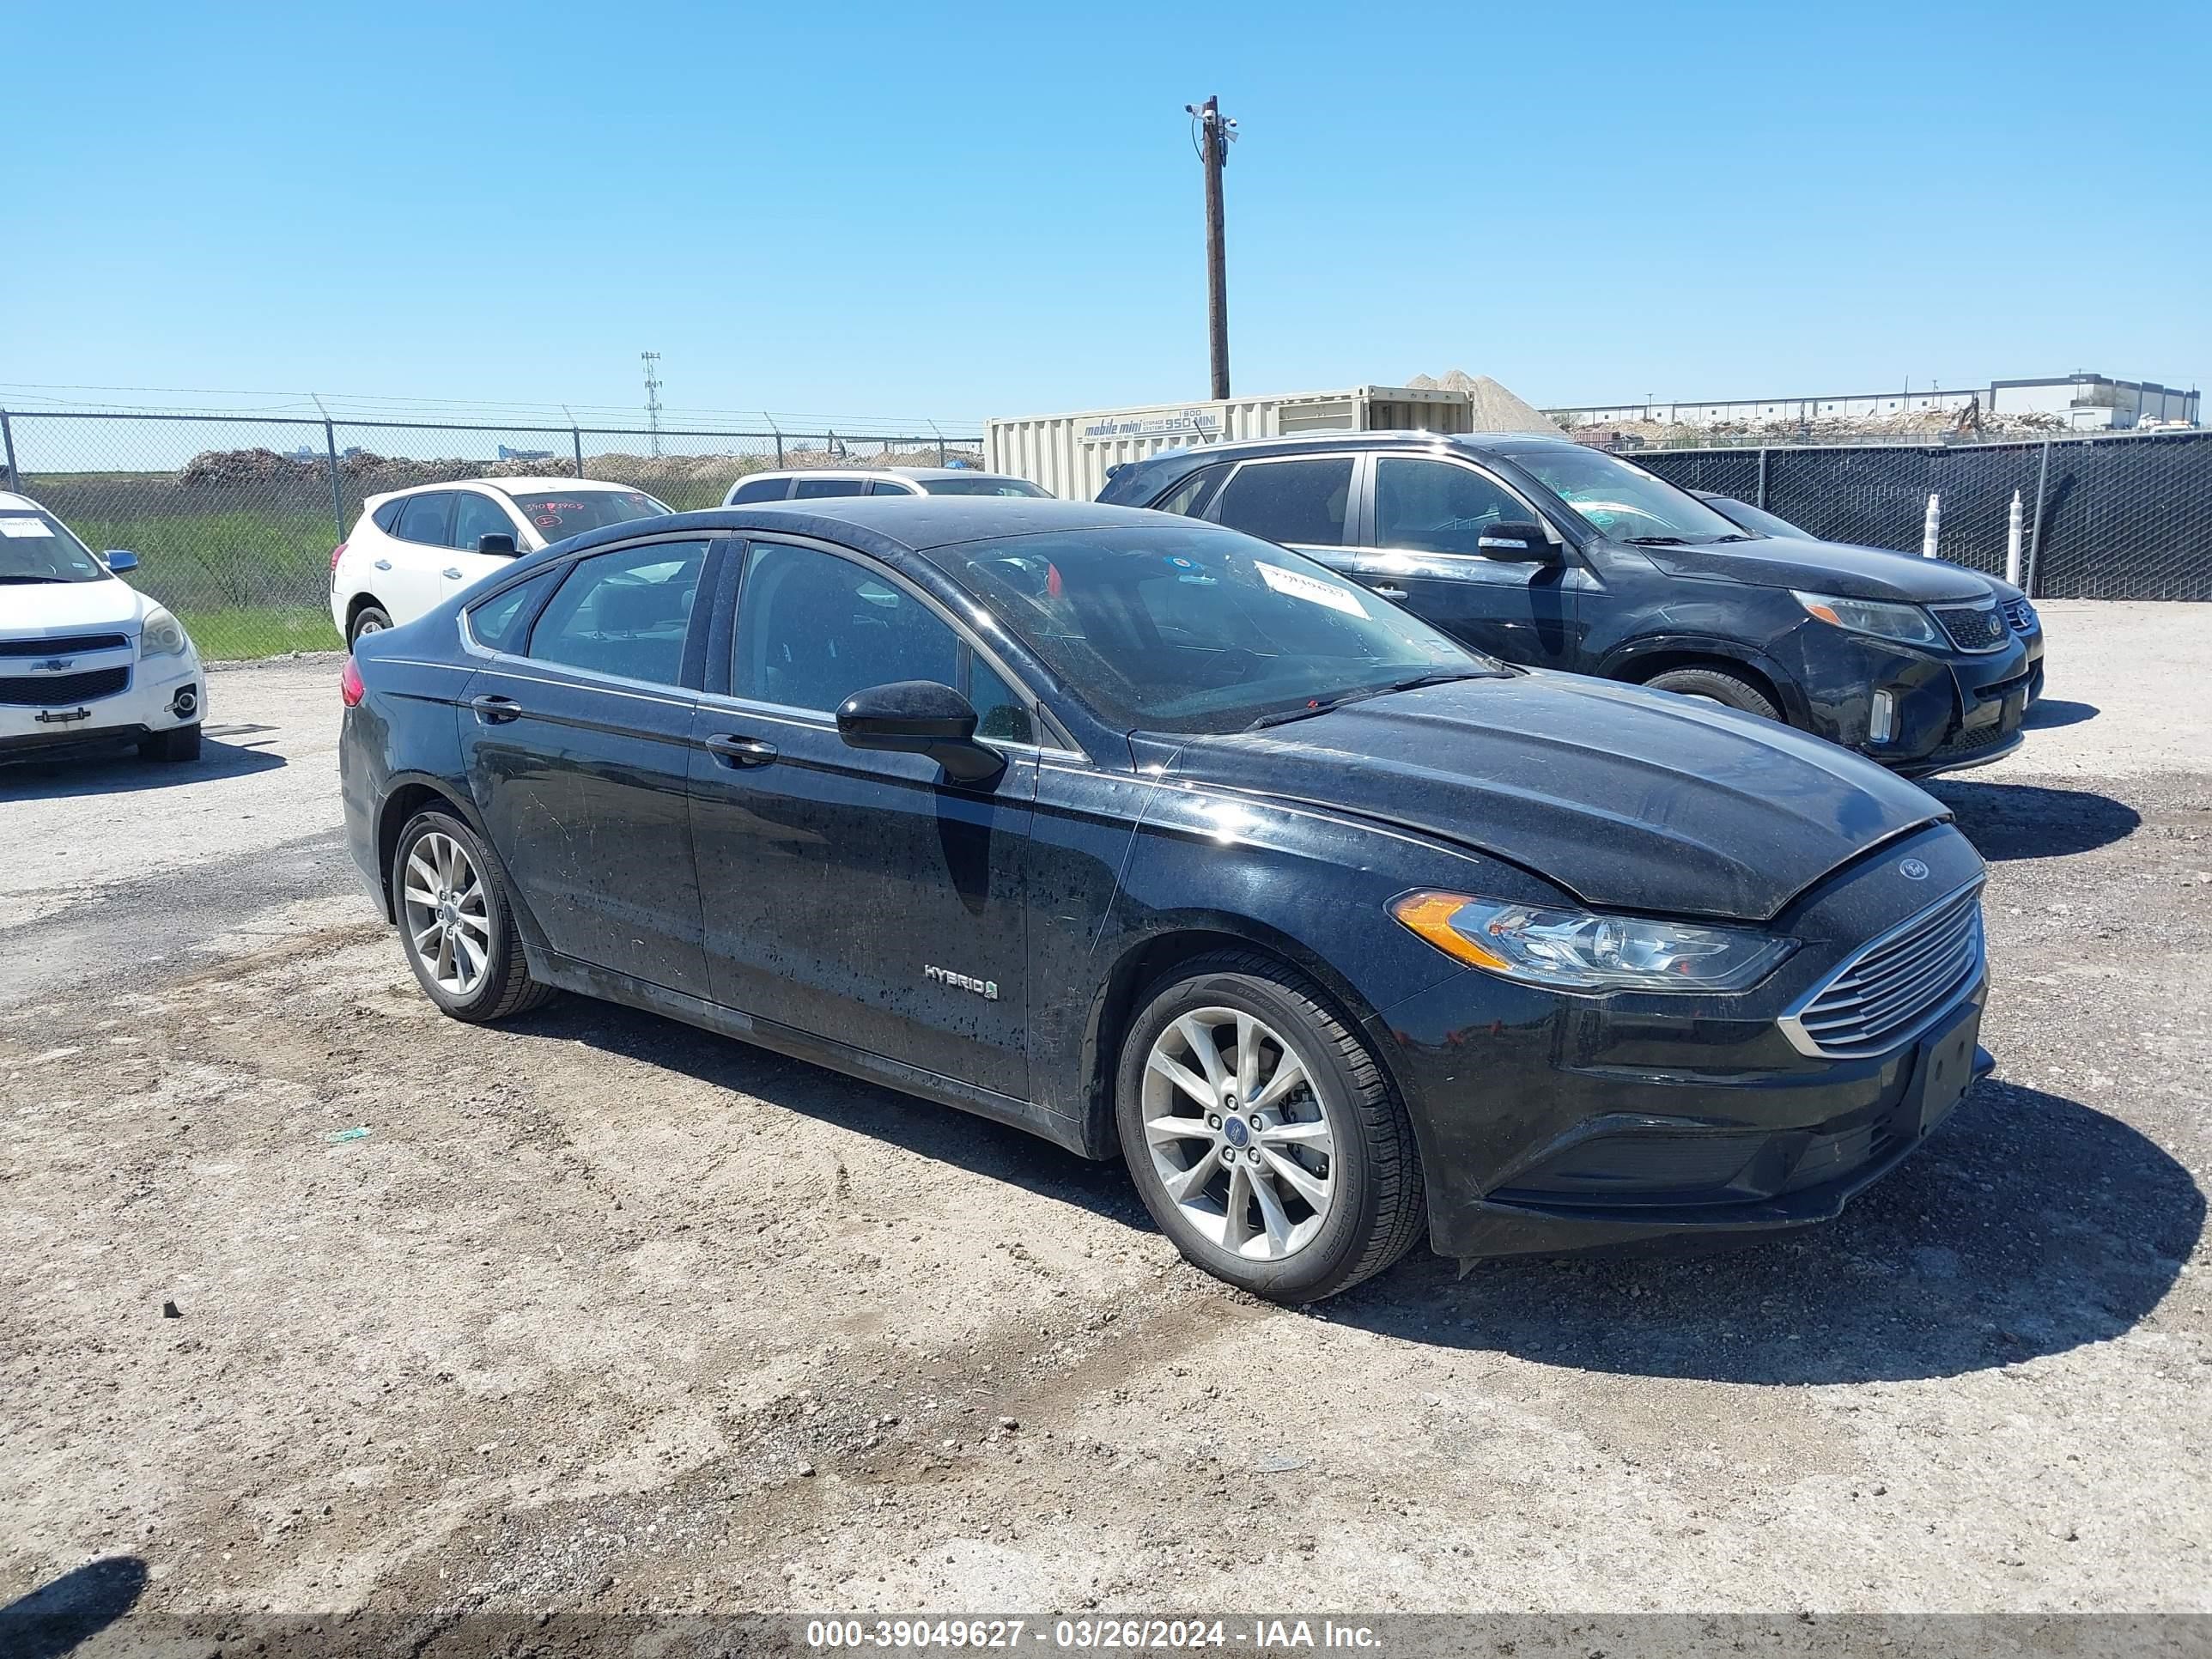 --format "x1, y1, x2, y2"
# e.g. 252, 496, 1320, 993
469, 694, 523, 724
443, 567, 464, 580
704, 733, 778, 768
374, 559, 392, 571
1370, 584, 1408, 600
